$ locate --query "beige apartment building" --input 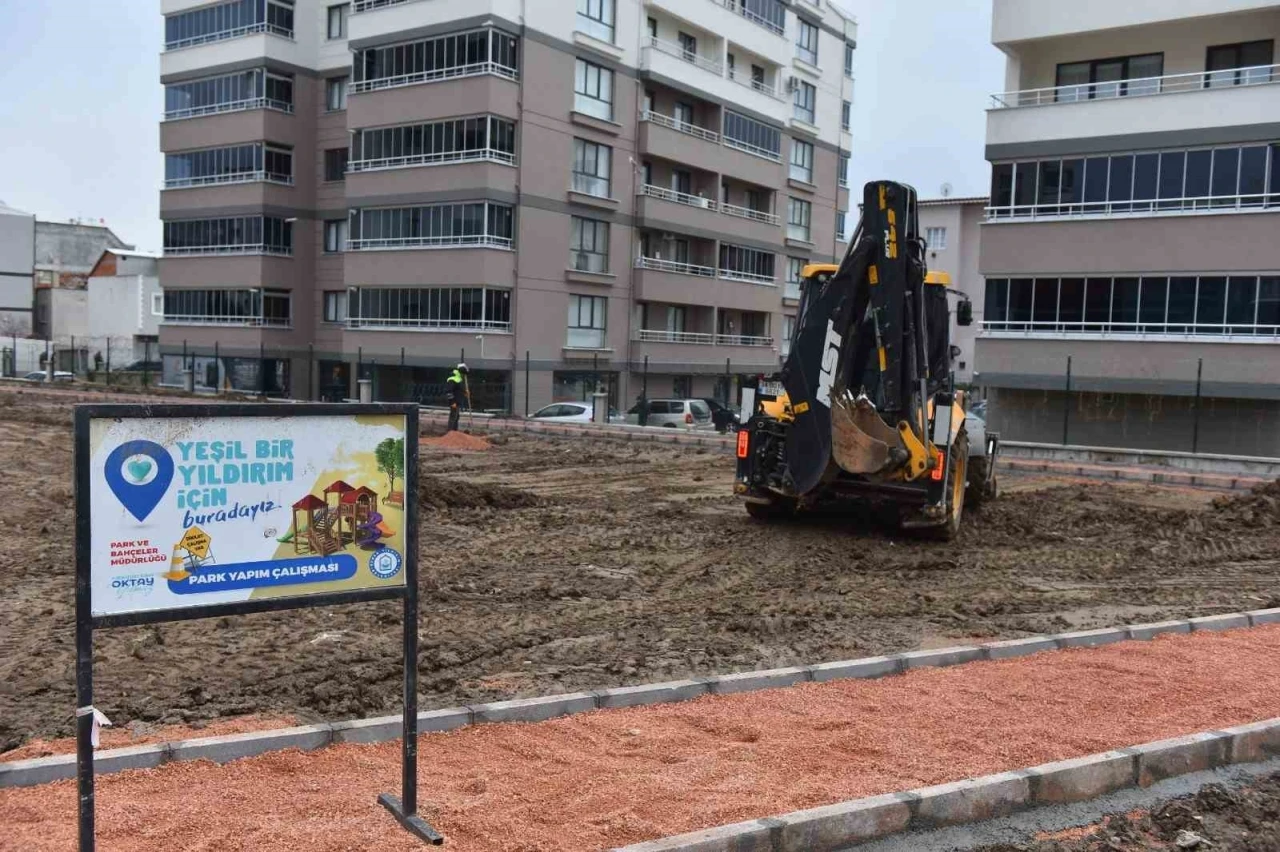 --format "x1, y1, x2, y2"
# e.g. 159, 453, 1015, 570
978, 0, 1280, 454
157, 0, 856, 410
